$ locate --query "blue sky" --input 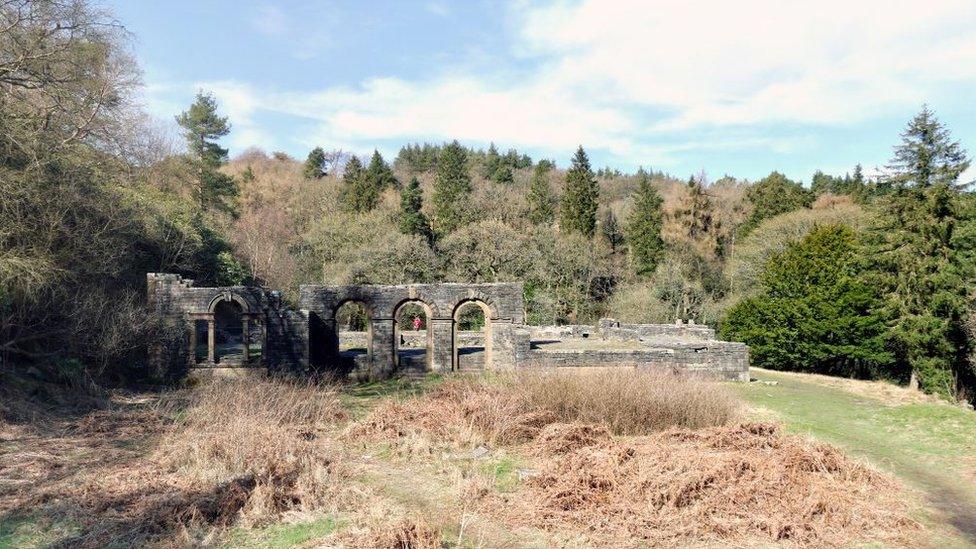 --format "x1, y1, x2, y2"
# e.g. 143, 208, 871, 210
114, 0, 976, 183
